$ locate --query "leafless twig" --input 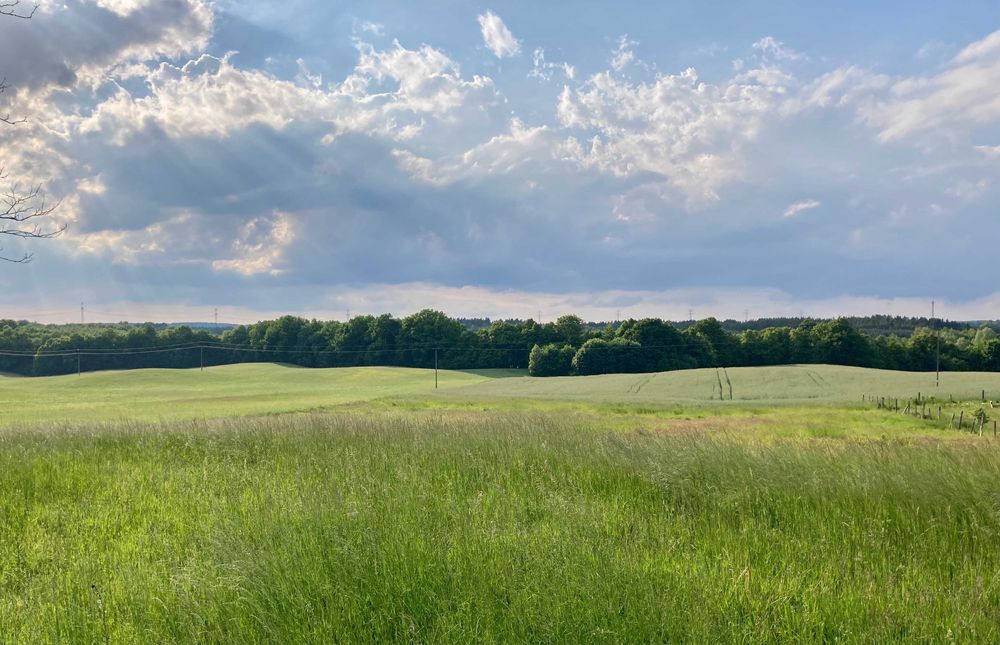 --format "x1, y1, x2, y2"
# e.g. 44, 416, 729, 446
0, 1, 37, 19
0, 4, 63, 262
